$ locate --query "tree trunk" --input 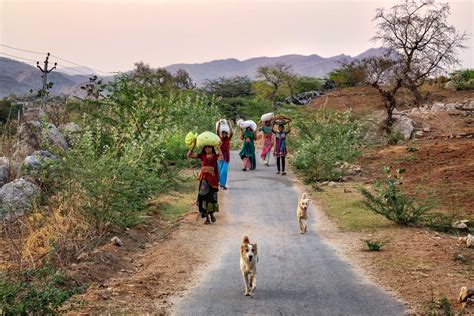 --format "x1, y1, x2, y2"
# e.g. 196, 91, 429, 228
385, 96, 397, 134
407, 83, 423, 106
